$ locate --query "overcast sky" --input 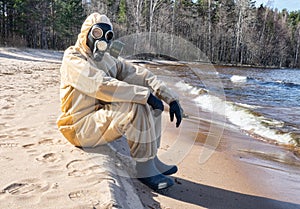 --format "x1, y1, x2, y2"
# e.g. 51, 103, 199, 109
255, 0, 300, 12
